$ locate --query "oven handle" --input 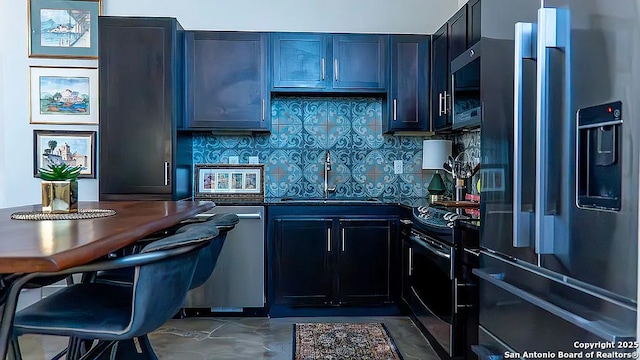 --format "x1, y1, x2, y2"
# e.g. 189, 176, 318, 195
410, 235, 451, 260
